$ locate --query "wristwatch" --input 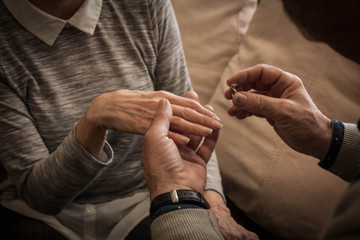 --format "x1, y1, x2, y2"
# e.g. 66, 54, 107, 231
150, 189, 210, 218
